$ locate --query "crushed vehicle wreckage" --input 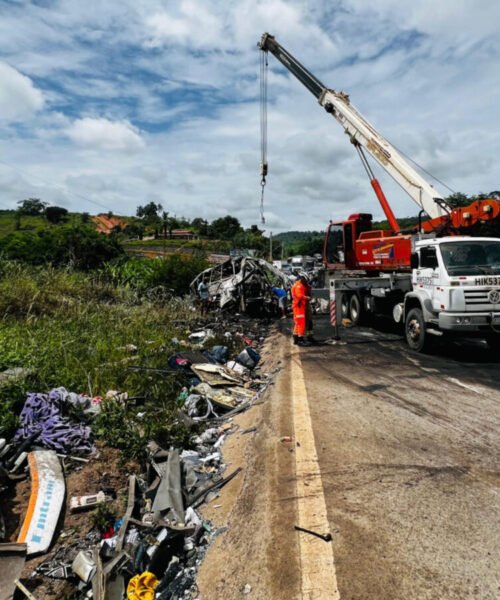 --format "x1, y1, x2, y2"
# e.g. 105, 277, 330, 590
190, 257, 289, 316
